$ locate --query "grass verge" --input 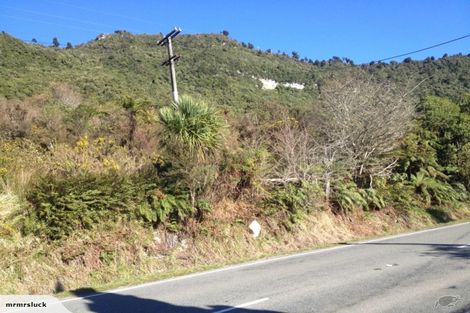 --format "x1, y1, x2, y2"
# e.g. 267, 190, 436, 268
2, 202, 469, 295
